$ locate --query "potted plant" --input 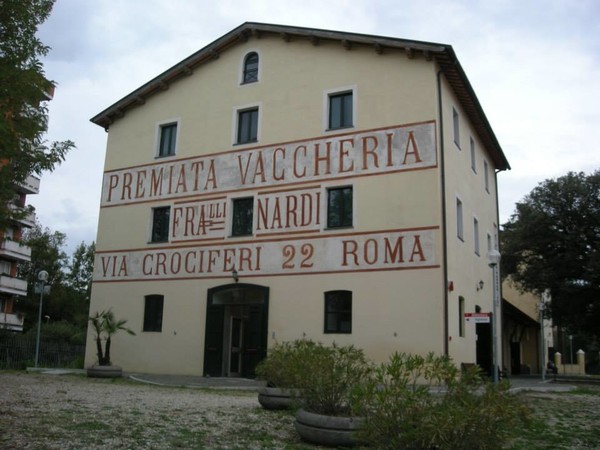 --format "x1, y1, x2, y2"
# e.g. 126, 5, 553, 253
351, 352, 531, 449
87, 310, 135, 378
293, 343, 372, 447
255, 339, 316, 410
